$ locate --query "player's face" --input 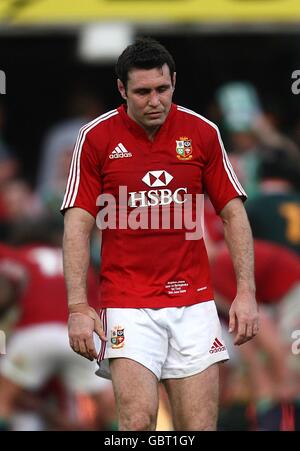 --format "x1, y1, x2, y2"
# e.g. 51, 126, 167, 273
118, 64, 176, 136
